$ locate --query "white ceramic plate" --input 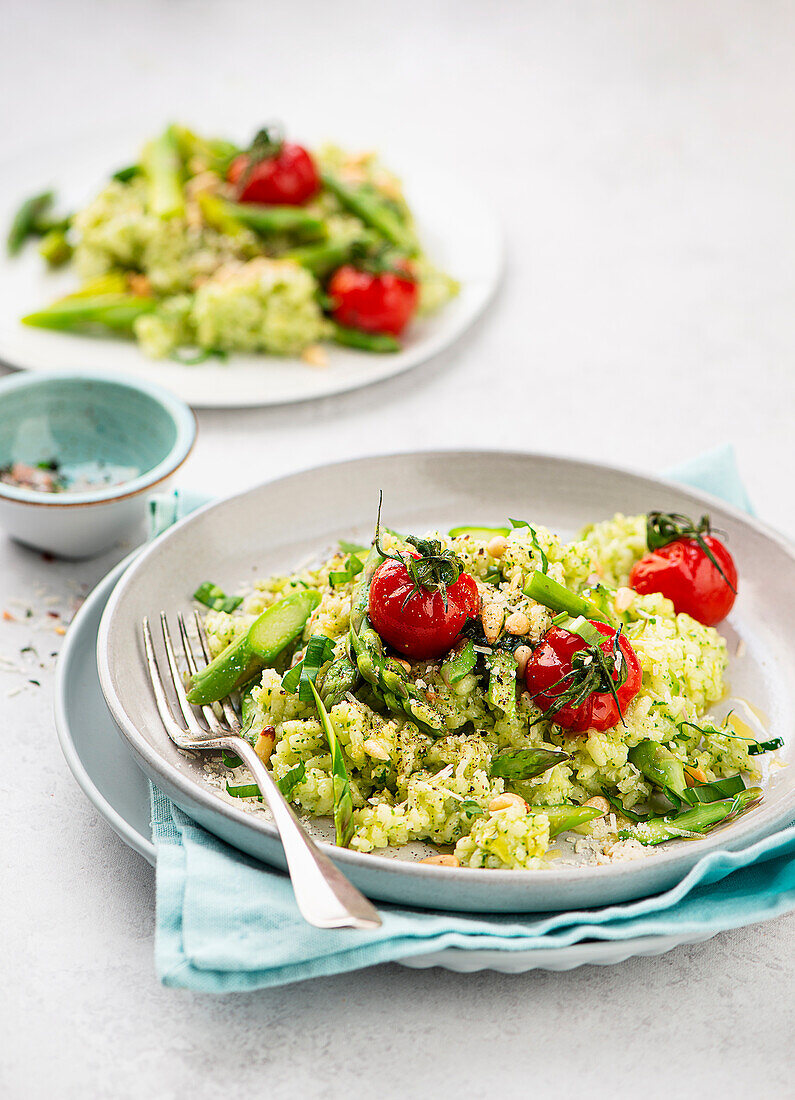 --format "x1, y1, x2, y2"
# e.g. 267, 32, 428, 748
55, 558, 719, 972
96, 450, 795, 912
0, 129, 501, 408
